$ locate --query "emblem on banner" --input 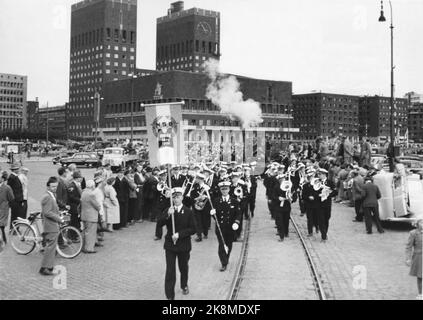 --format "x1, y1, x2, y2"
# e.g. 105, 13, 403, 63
152, 115, 177, 148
